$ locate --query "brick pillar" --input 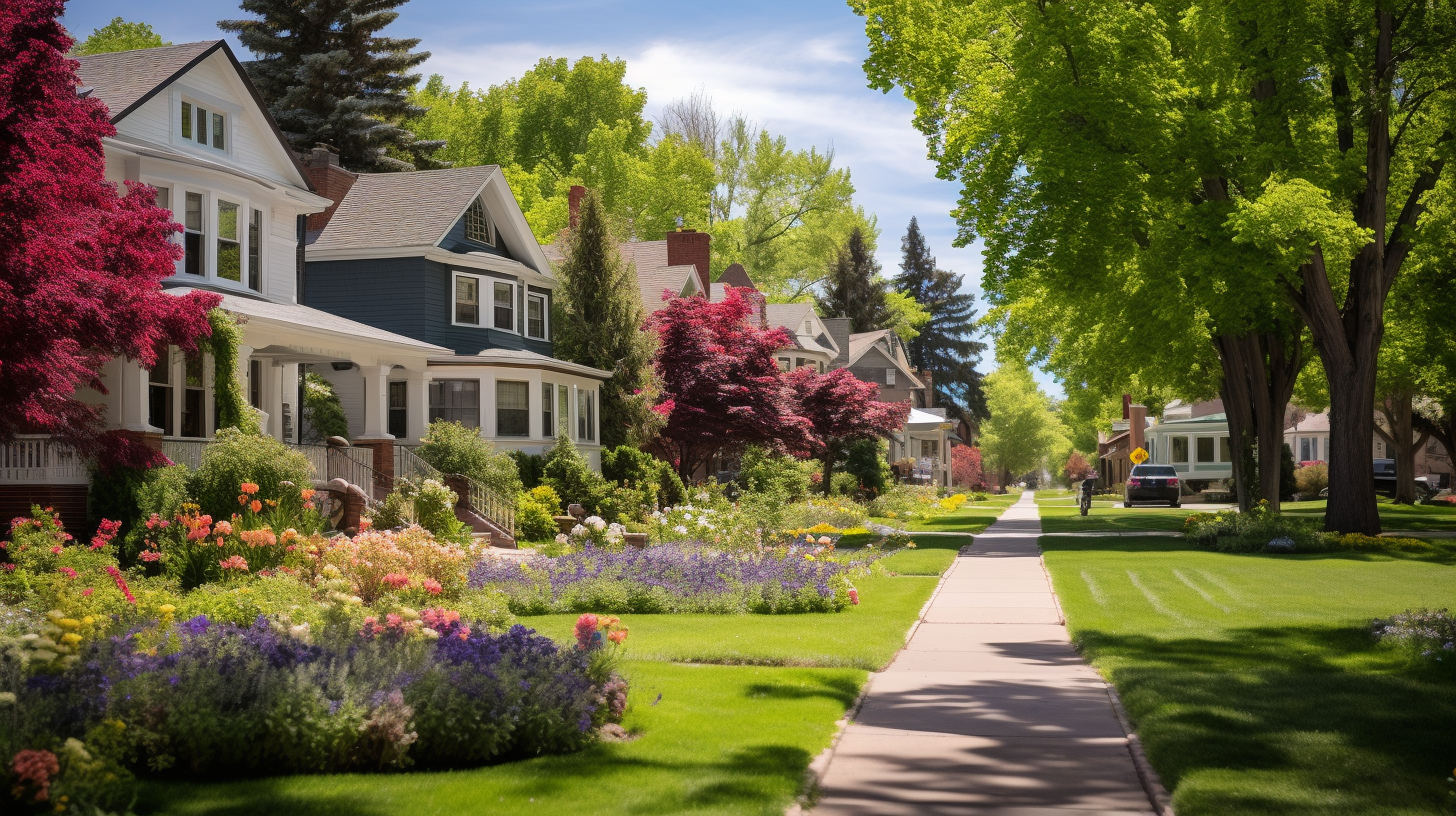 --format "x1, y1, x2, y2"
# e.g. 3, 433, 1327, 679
569, 185, 586, 229
1130, 405, 1148, 454
350, 438, 395, 498
665, 229, 712, 295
